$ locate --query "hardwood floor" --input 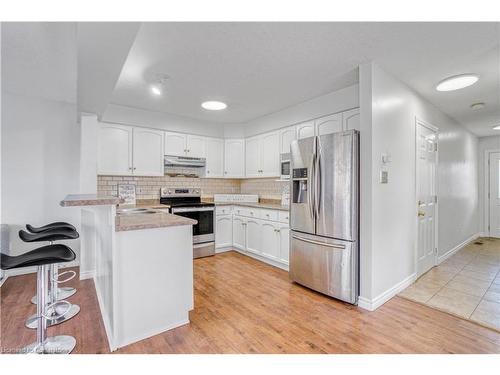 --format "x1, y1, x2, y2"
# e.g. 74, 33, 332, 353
2, 251, 500, 353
